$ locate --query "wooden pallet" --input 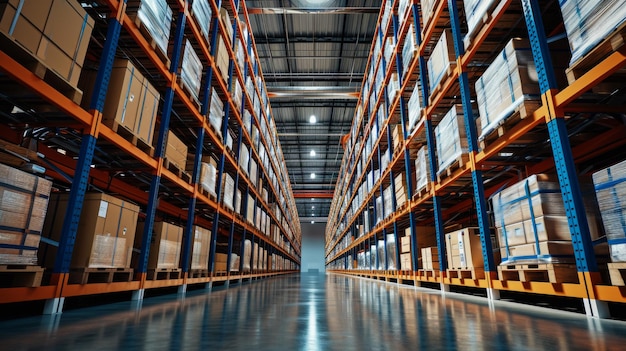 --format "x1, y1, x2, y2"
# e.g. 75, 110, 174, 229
188, 269, 210, 279
199, 186, 217, 202
0, 30, 82, 104
107, 120, 155, 157
447, 267, 485, 280
478, 100, 542, 150
146, 268, 182, 281
163, 158, 191, 183
0, 265, 44, 287
497, 263, 578, 284
428, 64, 457, 106
128, 14, 171, 69
565, 21, 626, 84
413, 183, 432, 200
608, 262, 626, 286
68, 267, 133, 285
417, 269, 440, 279
436, 154, 469, 183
